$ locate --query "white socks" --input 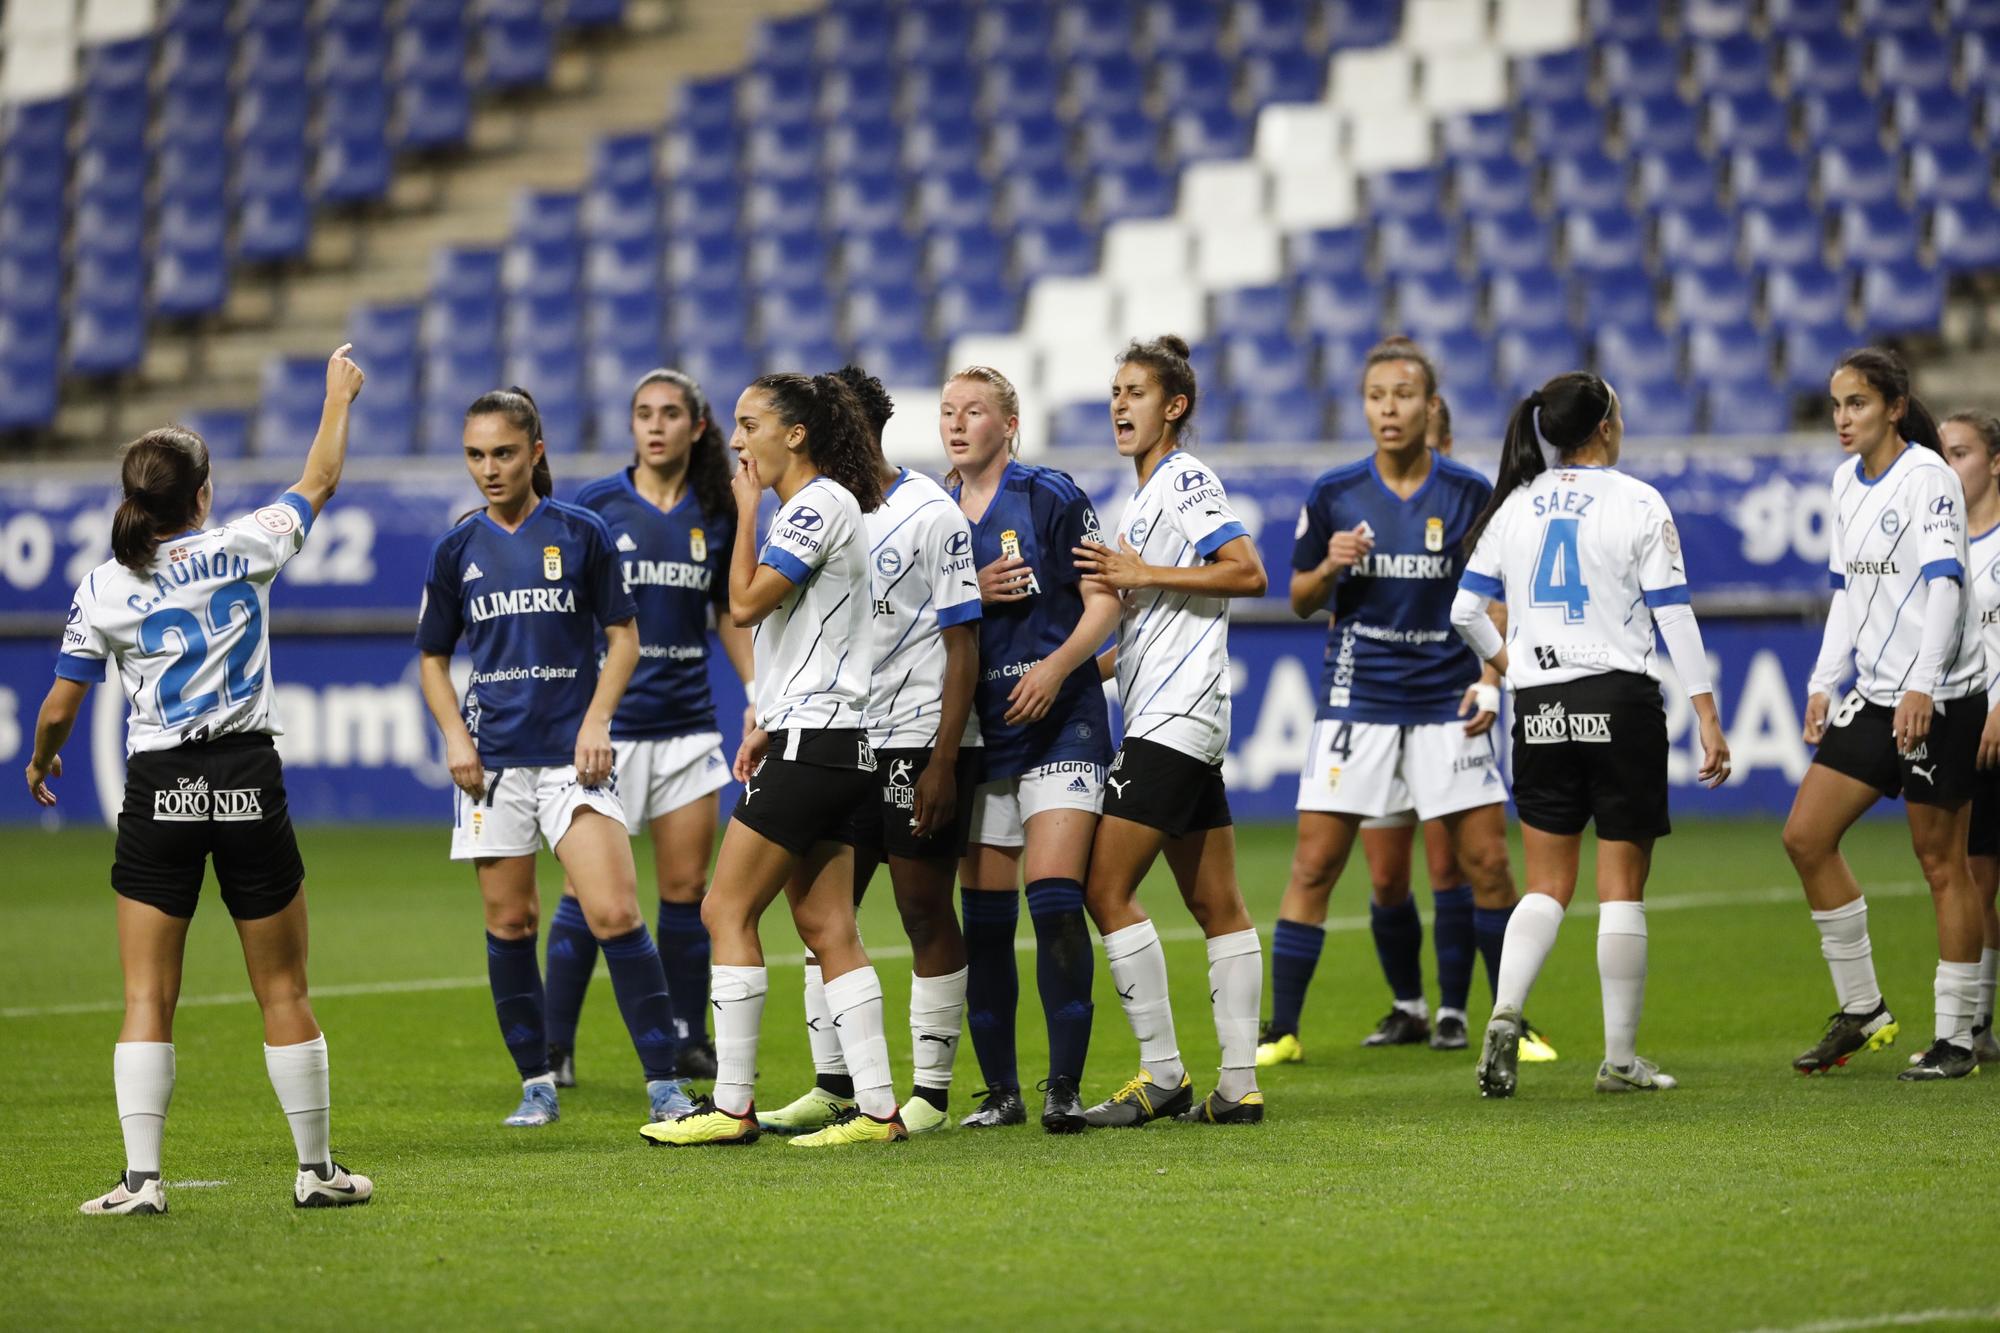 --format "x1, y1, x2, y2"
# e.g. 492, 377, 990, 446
1978, 947, 1997, 1029
909, 966, 967, 1093
1810, 897, 1883, 1015
1597, 902, 1648, 1069
802, 962, 848, 1077
1393, 997, 1430, 1020
710, 964, 768, 1116
113, 1041, 174, 1181
1493, 893, 1565, 1016
264, 1034, 332, 1175
1206, 929, 1261, 1101
1103, 919, 1183, 1086
823, 966, 896, 1119
1935, 960, 1981, 1050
